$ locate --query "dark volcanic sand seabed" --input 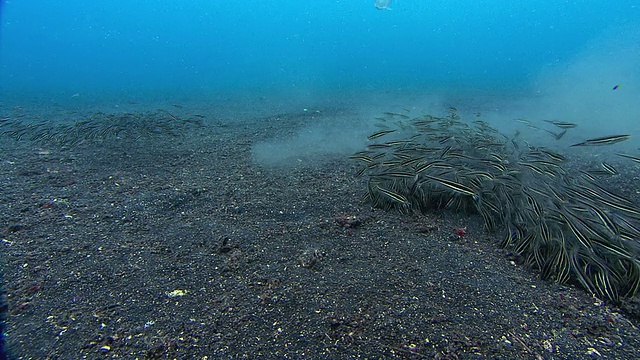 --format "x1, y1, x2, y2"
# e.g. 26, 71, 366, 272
1, 95, 640, 359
